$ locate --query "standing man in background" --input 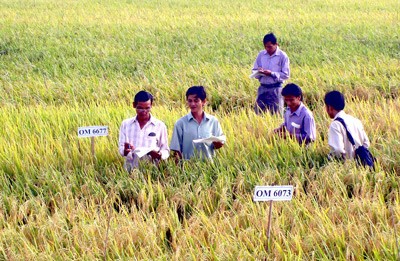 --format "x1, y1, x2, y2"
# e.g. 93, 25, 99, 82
252, 32, 290, 115
118, 91, 170, 172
